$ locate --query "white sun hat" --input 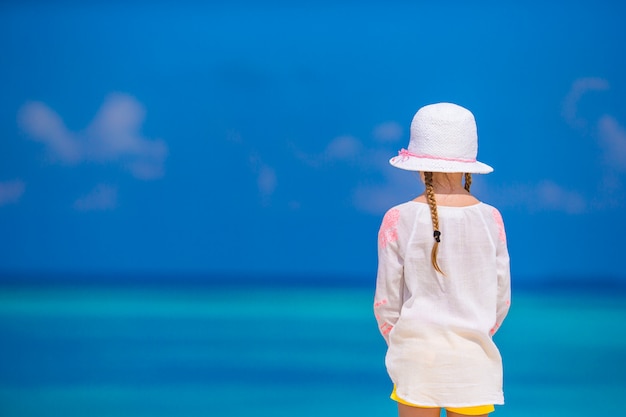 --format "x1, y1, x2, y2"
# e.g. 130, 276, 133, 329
389, 102, 493, 174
